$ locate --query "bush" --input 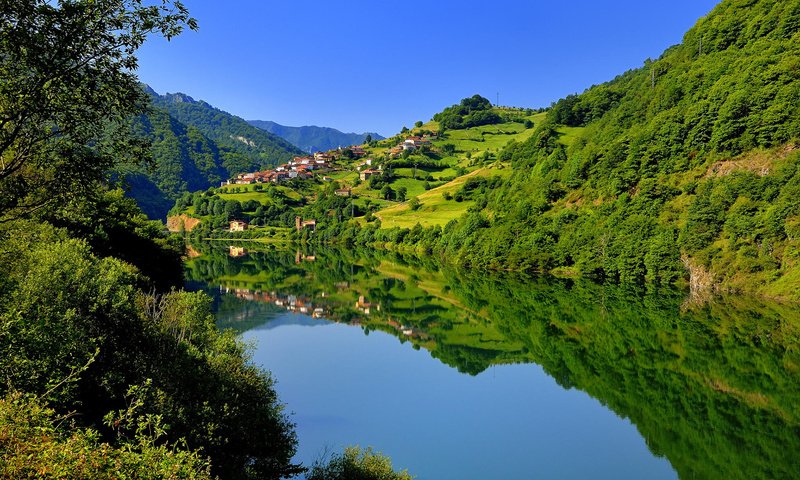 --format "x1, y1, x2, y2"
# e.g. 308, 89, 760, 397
0, 392, 213, 479
0, 224, 301, 480
307, 447, 412, 480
